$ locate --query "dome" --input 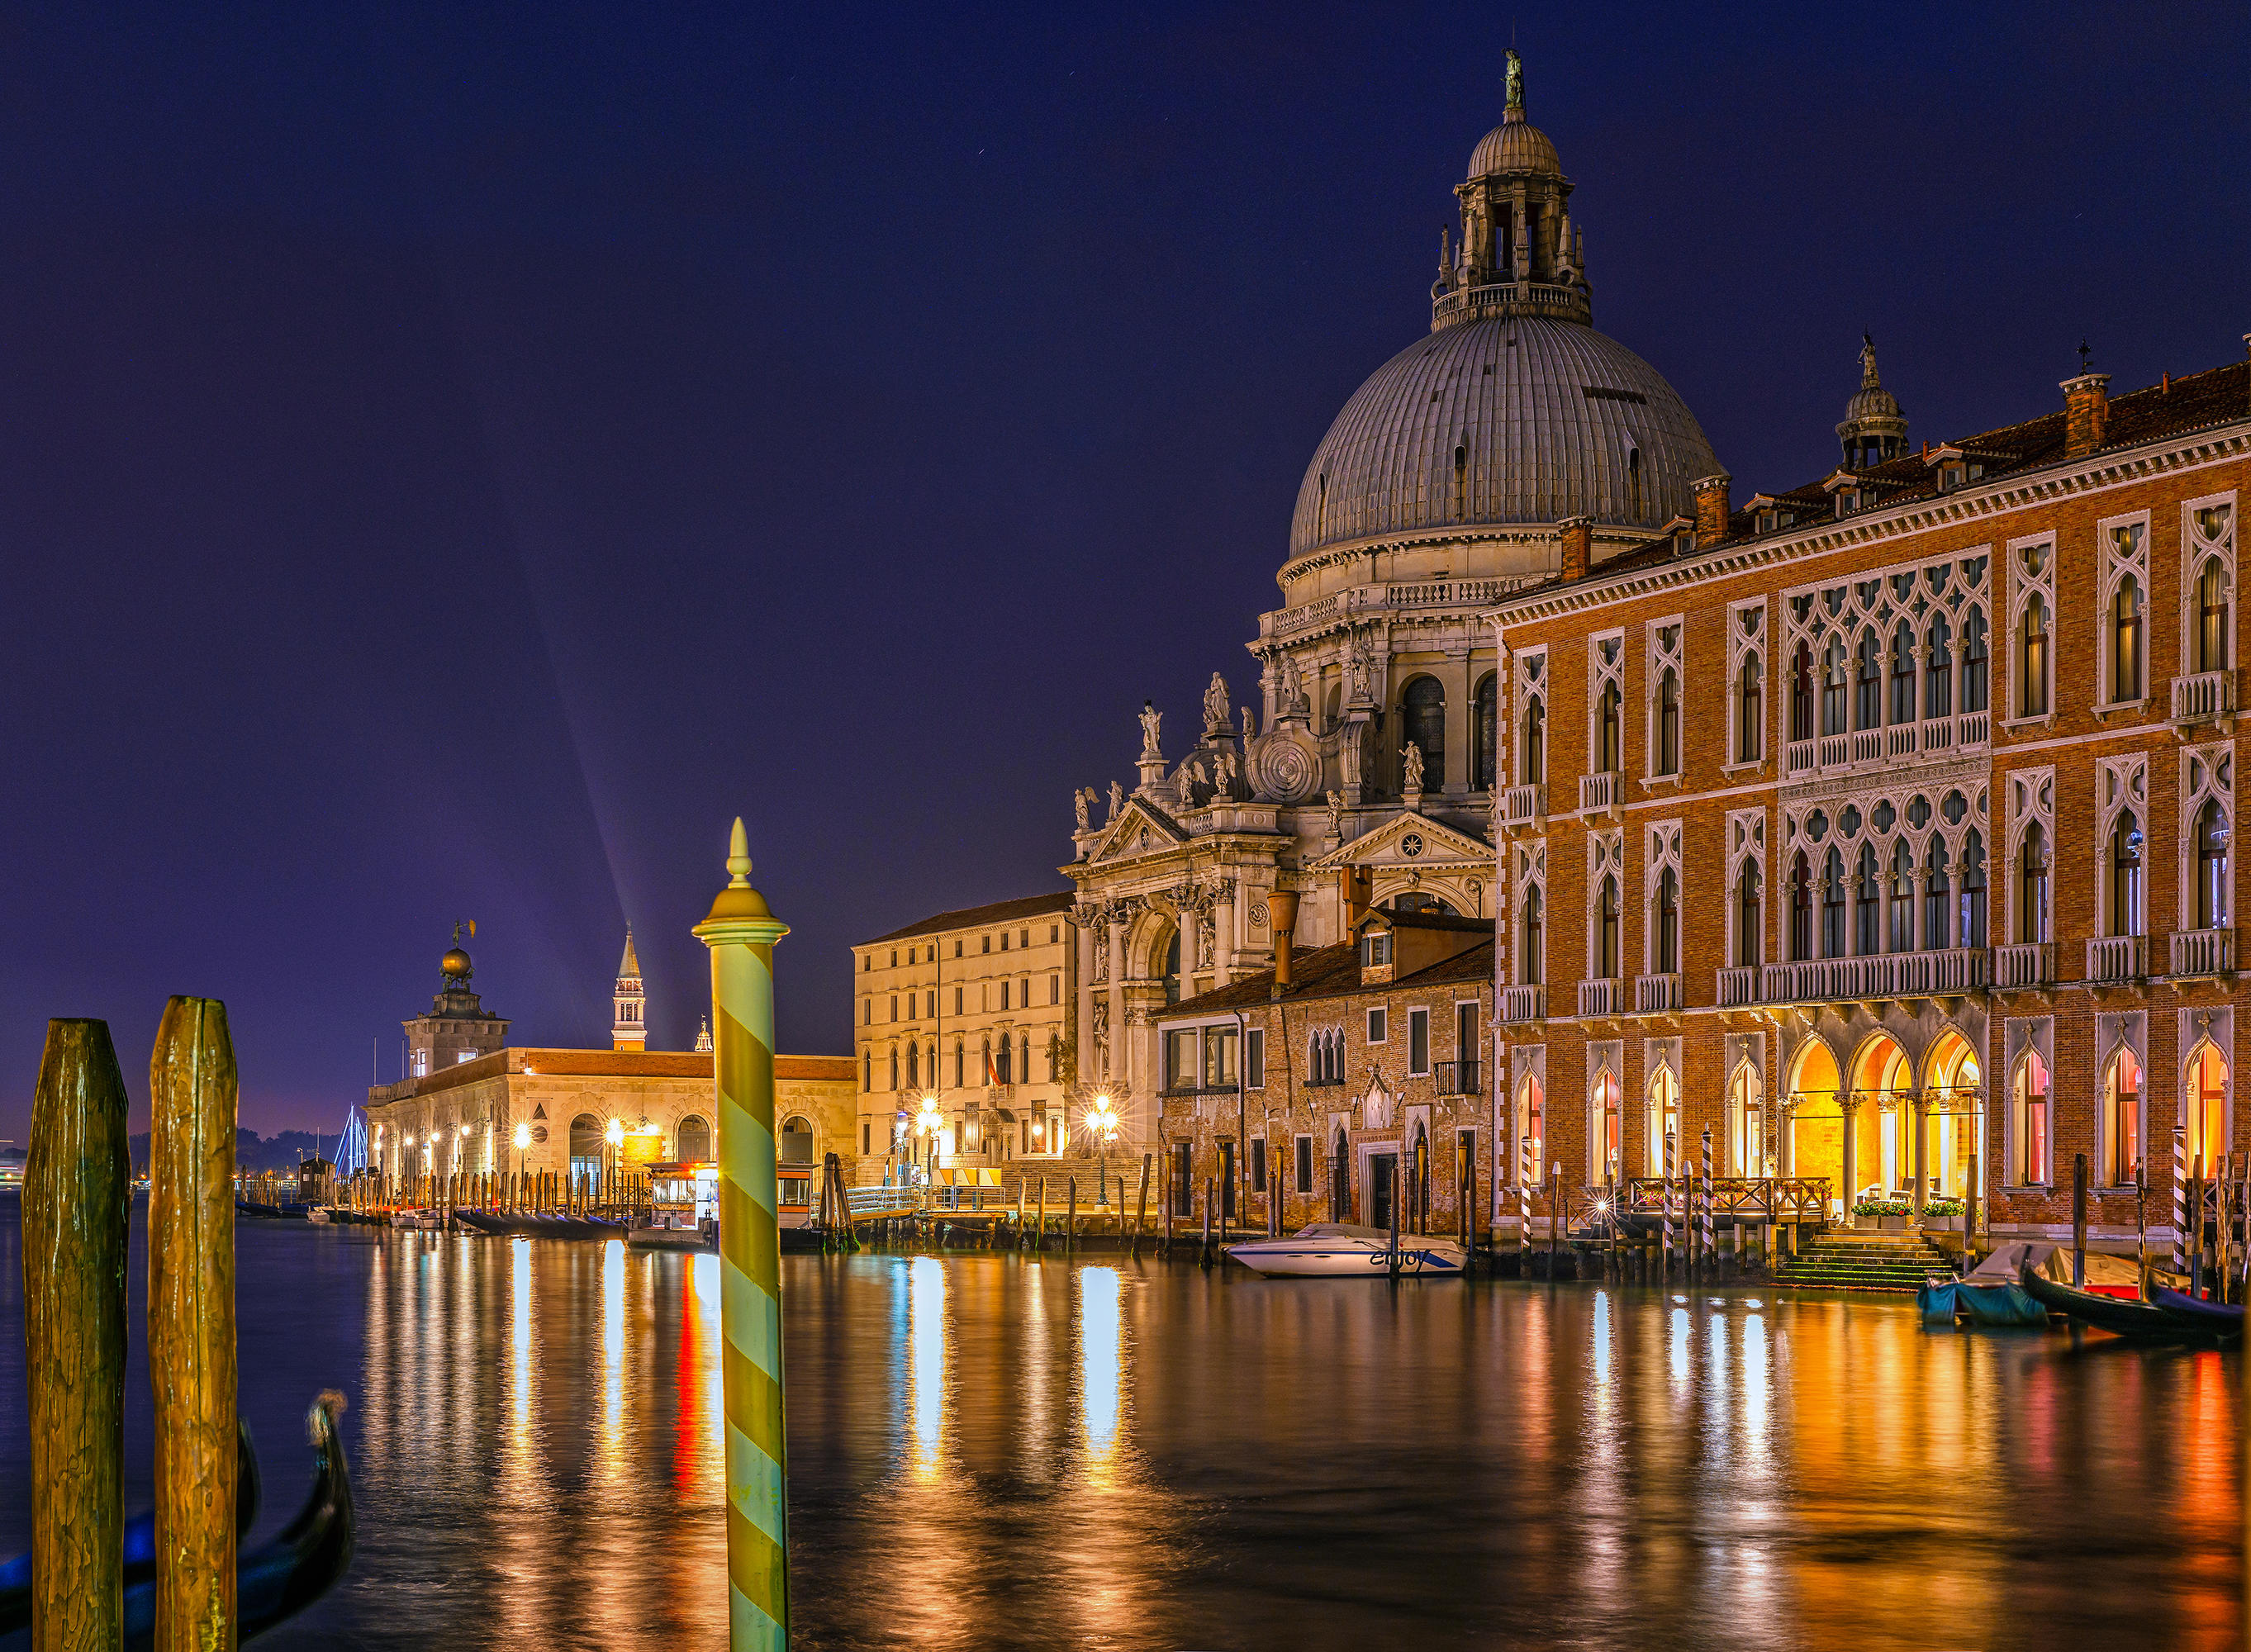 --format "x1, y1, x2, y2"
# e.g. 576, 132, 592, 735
1467, 116, 1560, 180
1288, 316, 1721, 562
